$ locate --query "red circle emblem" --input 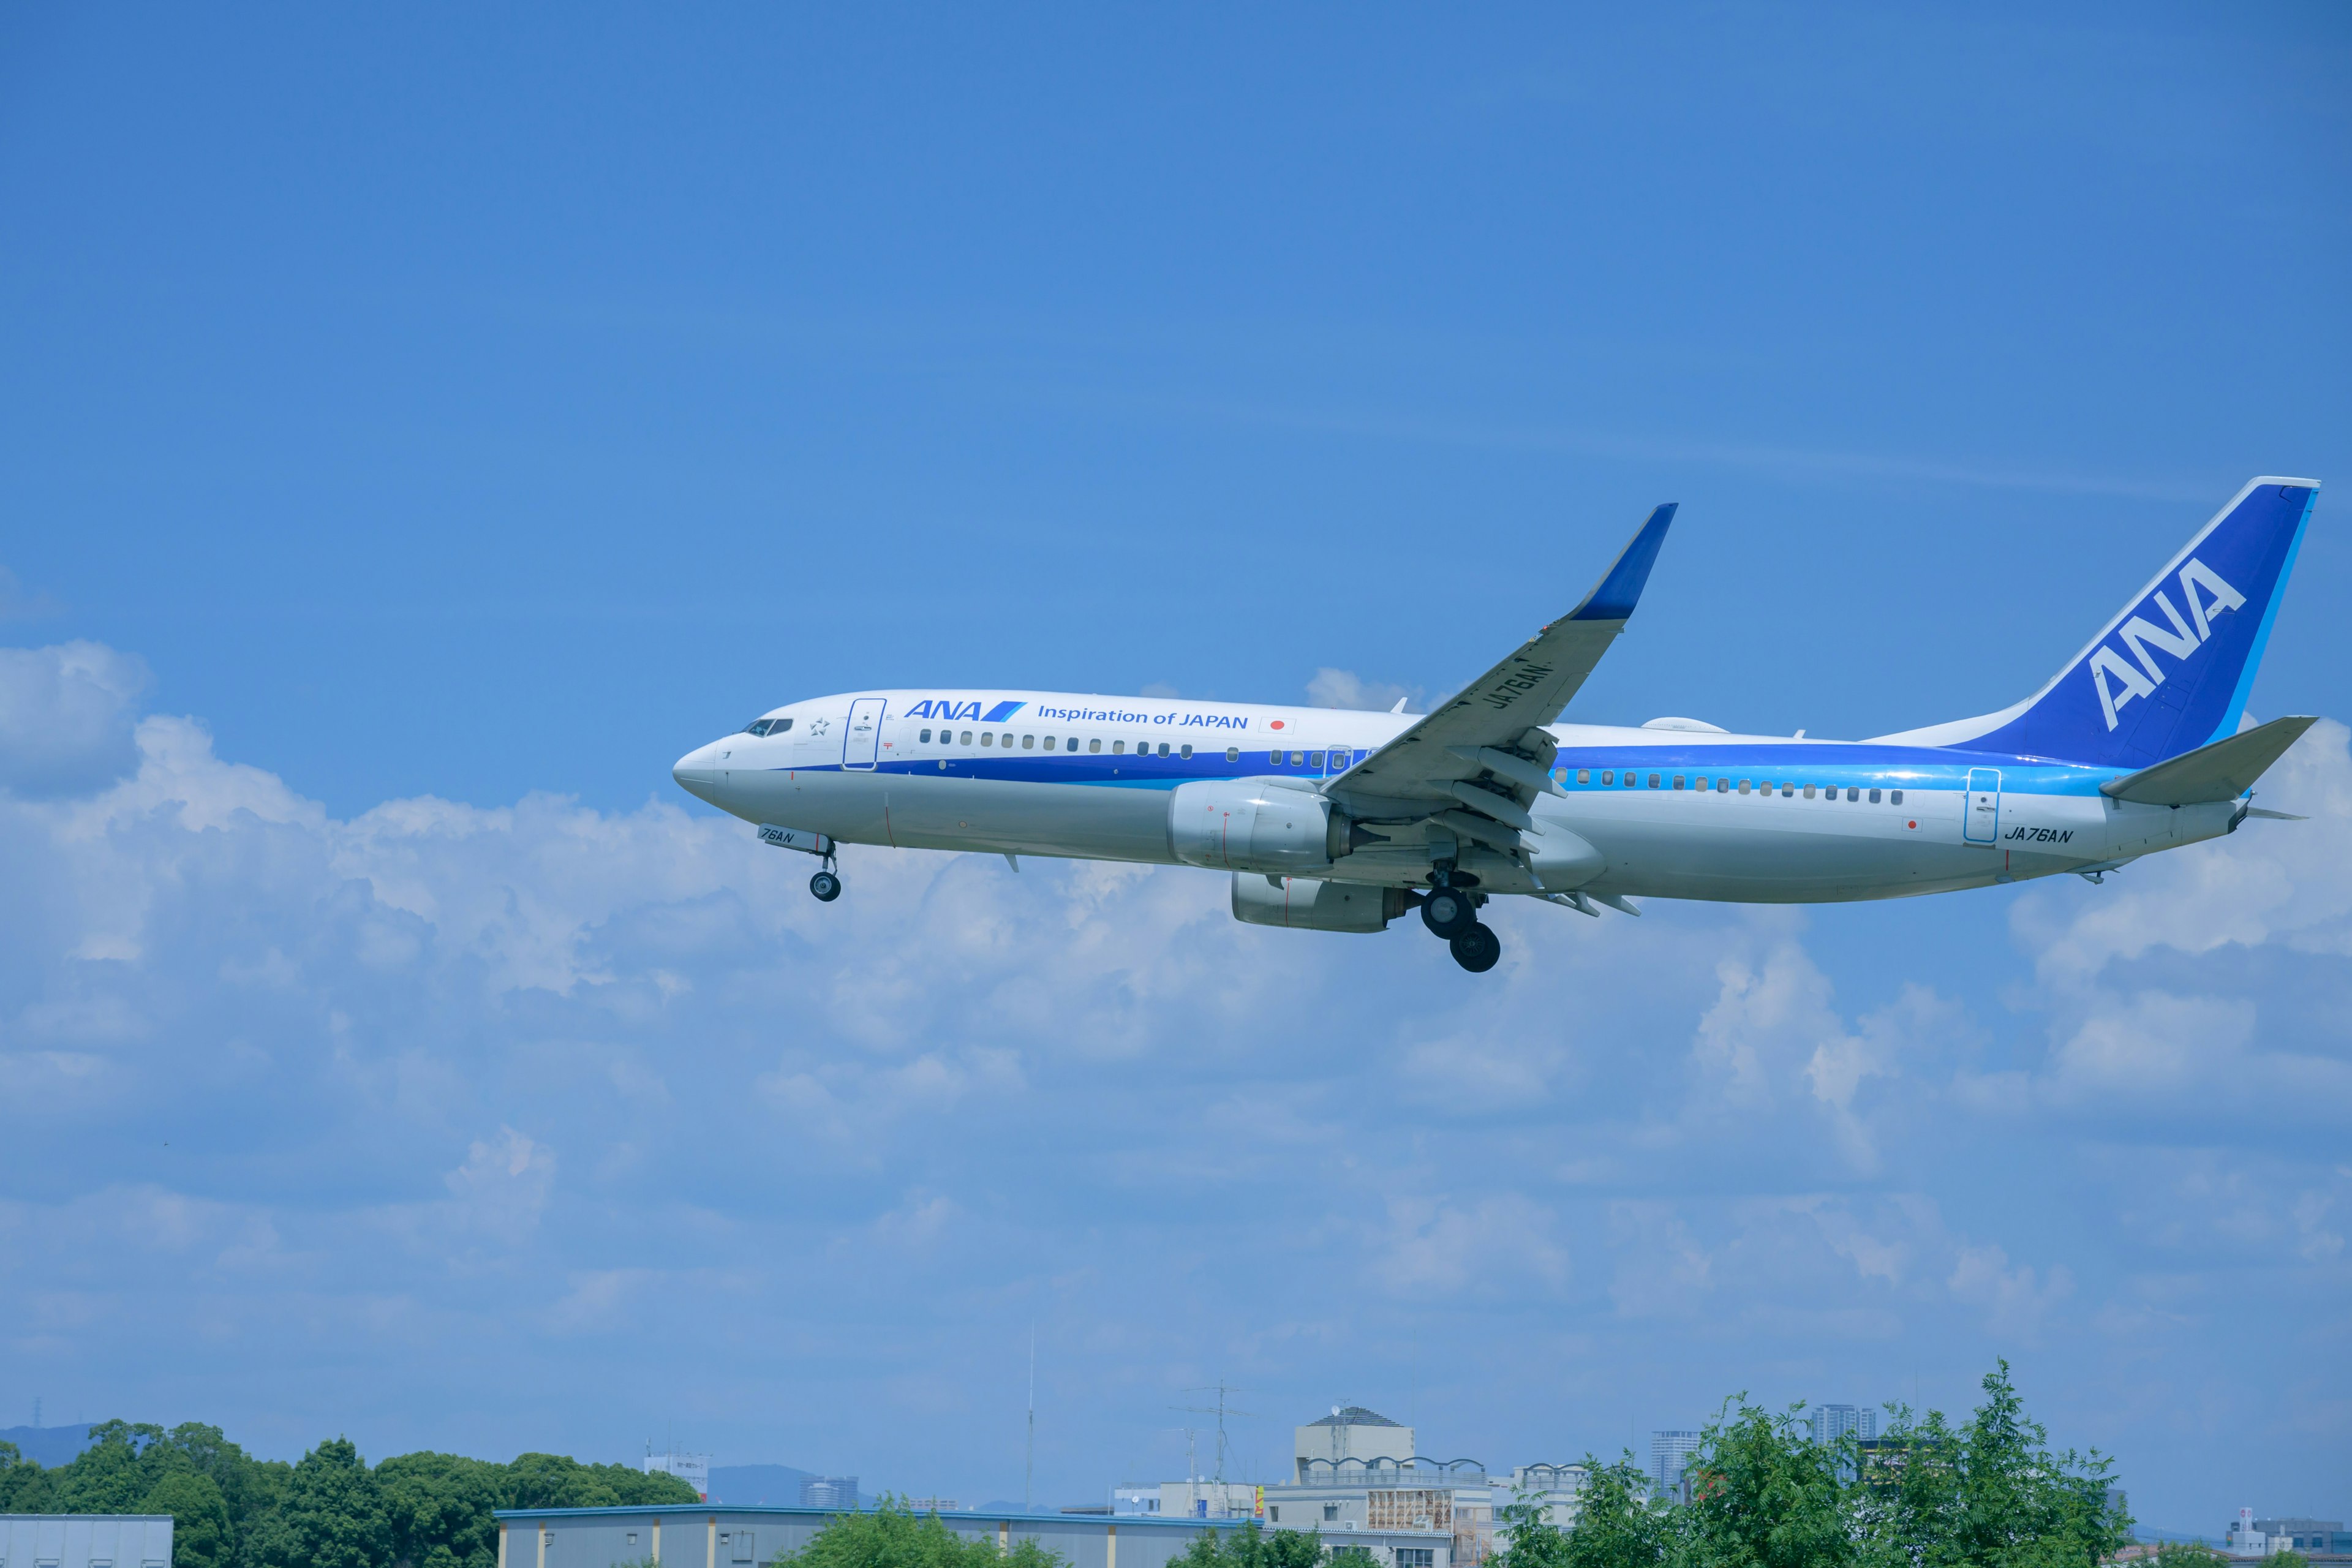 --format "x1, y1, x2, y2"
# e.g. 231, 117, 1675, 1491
1270, 720, 1285, 729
